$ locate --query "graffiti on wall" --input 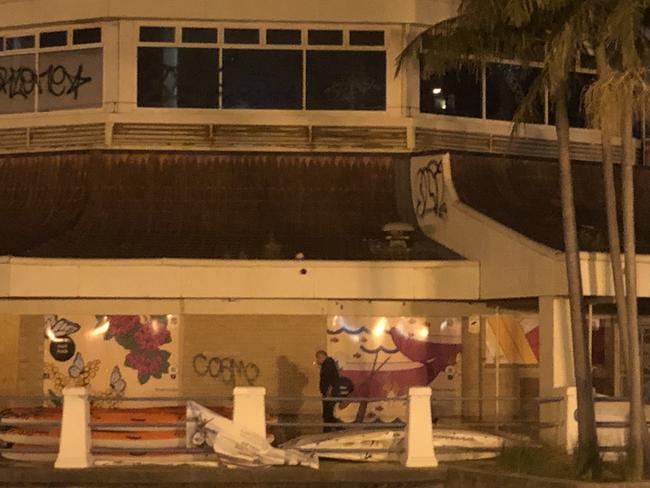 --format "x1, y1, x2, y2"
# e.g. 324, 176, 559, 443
0, 64, 92, 100
192, 353, 260, 386
0, 48, 103, 113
